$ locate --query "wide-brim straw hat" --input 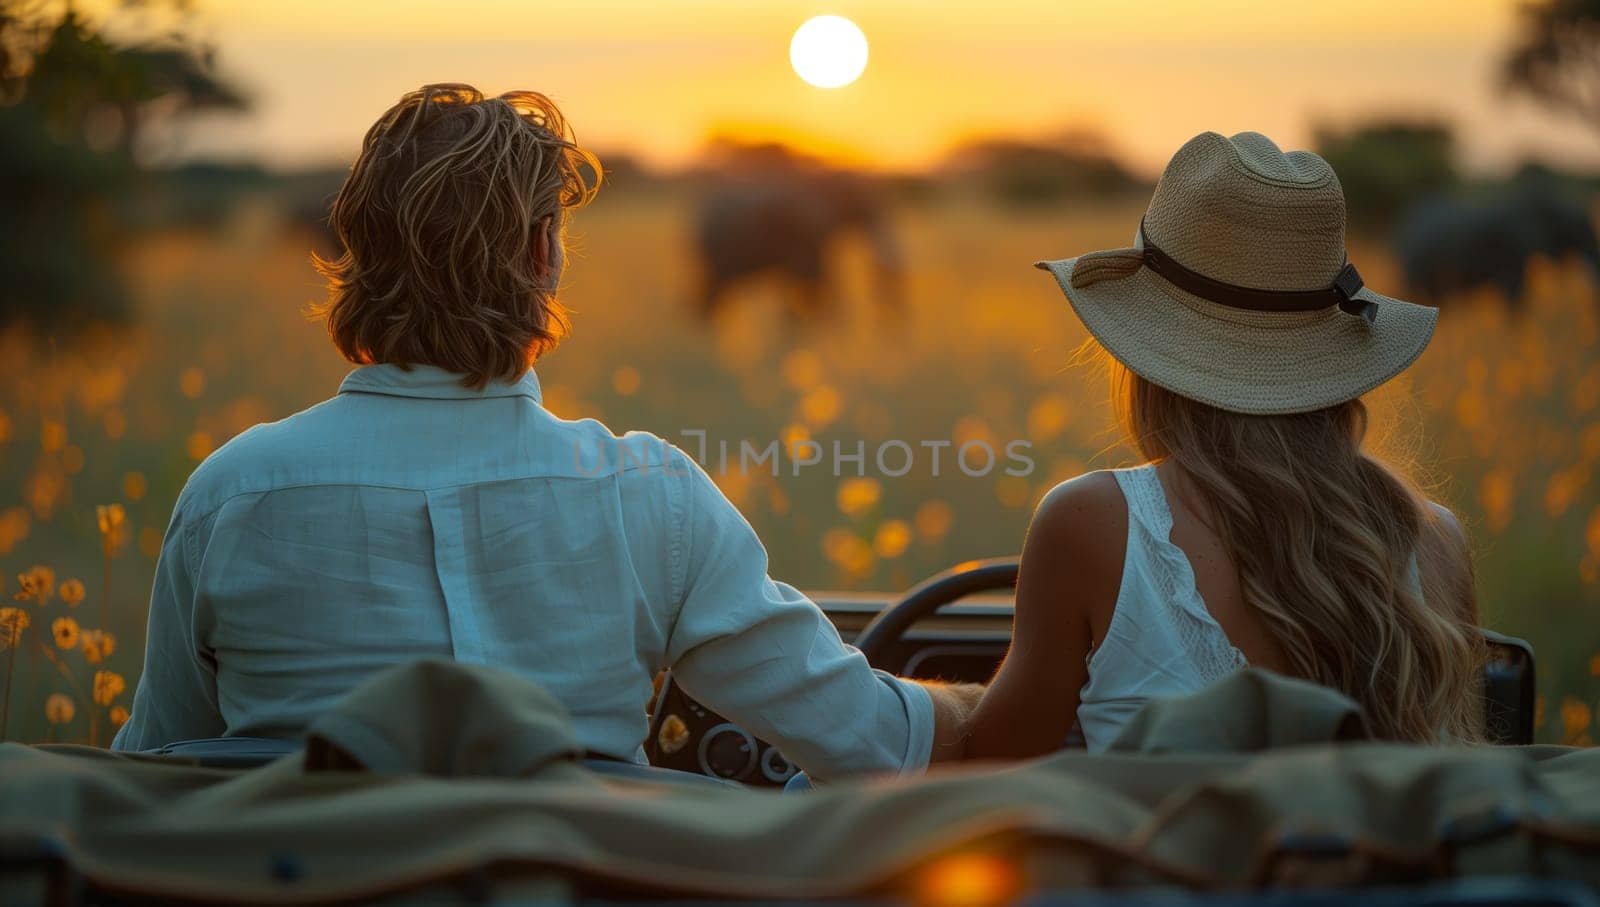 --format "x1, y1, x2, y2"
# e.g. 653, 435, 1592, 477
1036, 131, 1437, 416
